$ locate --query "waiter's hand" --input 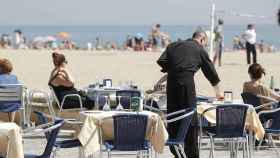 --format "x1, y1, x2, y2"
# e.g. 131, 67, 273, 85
216, 92, 224, 101
213, 83, 224, 100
